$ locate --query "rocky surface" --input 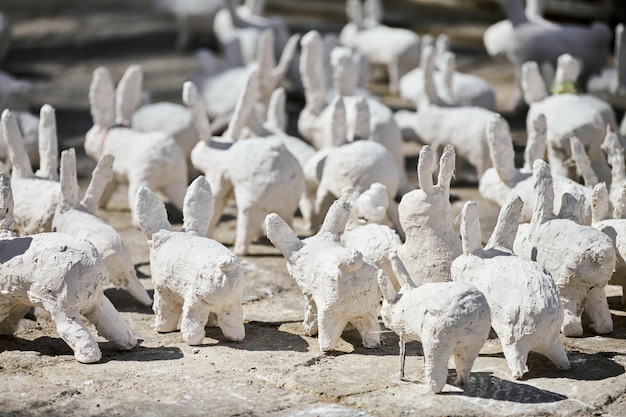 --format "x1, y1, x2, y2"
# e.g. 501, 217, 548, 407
0, 1, 625, 416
